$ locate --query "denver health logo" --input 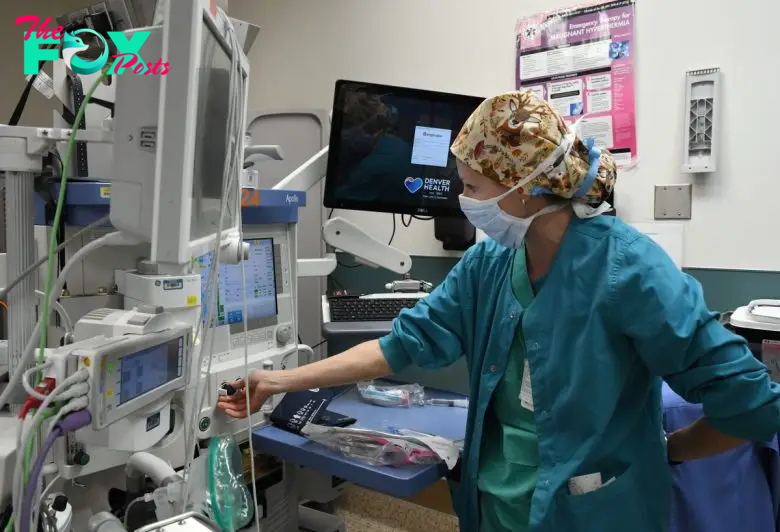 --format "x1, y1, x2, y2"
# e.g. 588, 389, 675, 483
17, 15, 170, 77
404, 177, 423, 194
